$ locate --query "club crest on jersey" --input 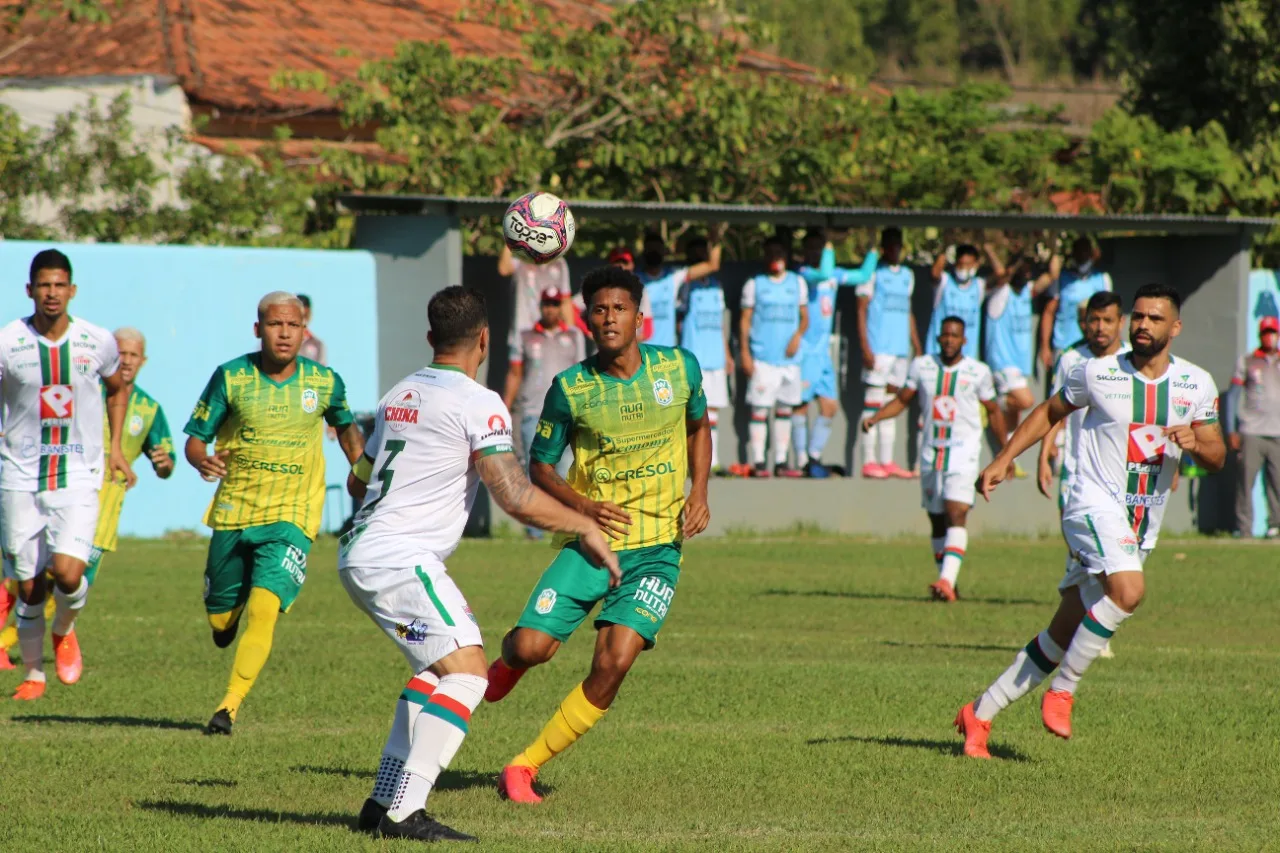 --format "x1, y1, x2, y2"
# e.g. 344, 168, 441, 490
1173, 396, 1193, 418
128, 414, 144, 436
394, 619, 429, 645
73, 354, 93, 375
1117, 534, 1139, 556
301, 388, 318, 413
653, 378, 673, 406
386, 389, 421, 433
535, 588, 557, 615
